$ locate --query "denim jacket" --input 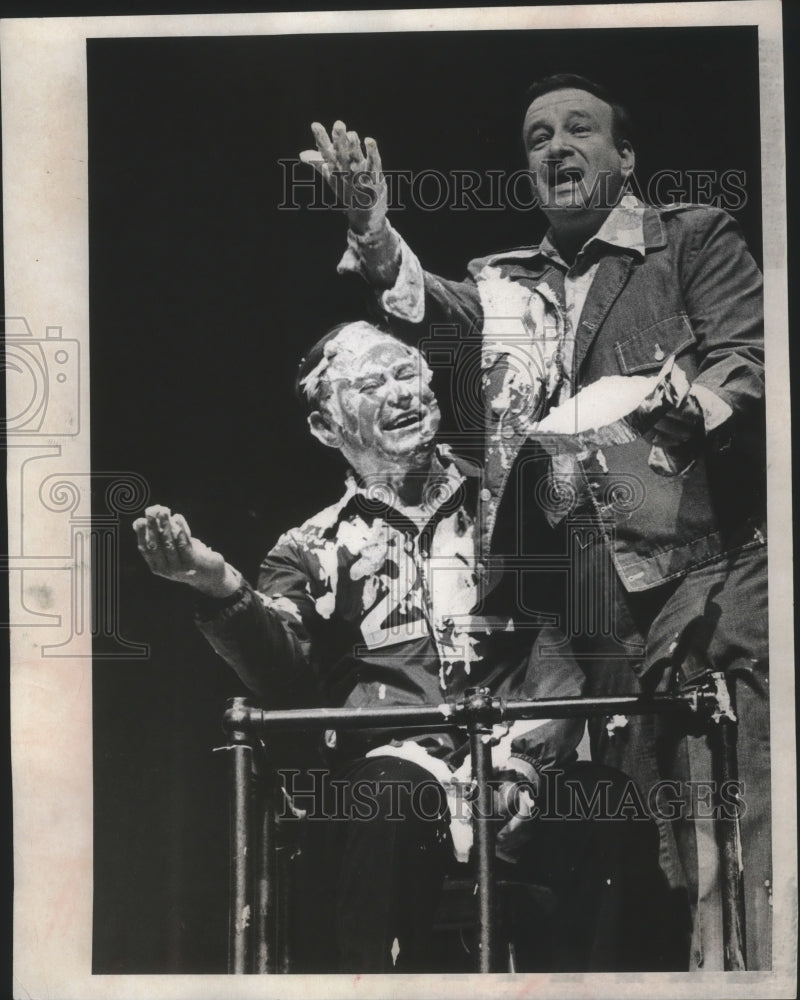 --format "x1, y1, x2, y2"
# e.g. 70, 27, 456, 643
358, 204, 766, 591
